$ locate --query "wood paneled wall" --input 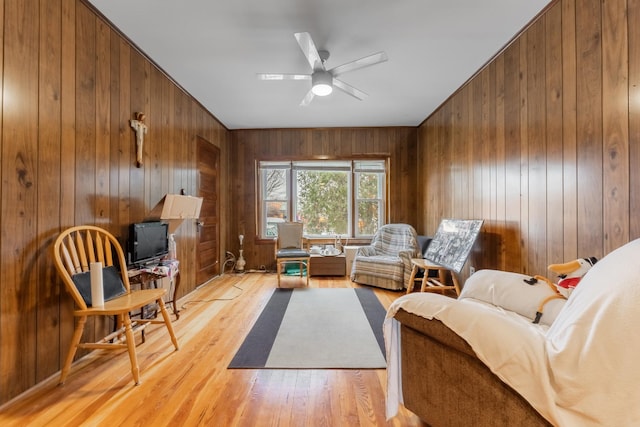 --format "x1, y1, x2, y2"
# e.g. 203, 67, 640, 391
7, 0, 637, 409
0, 0, 230, 404
230, 127, 418, 270
418, 0, 640, 279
